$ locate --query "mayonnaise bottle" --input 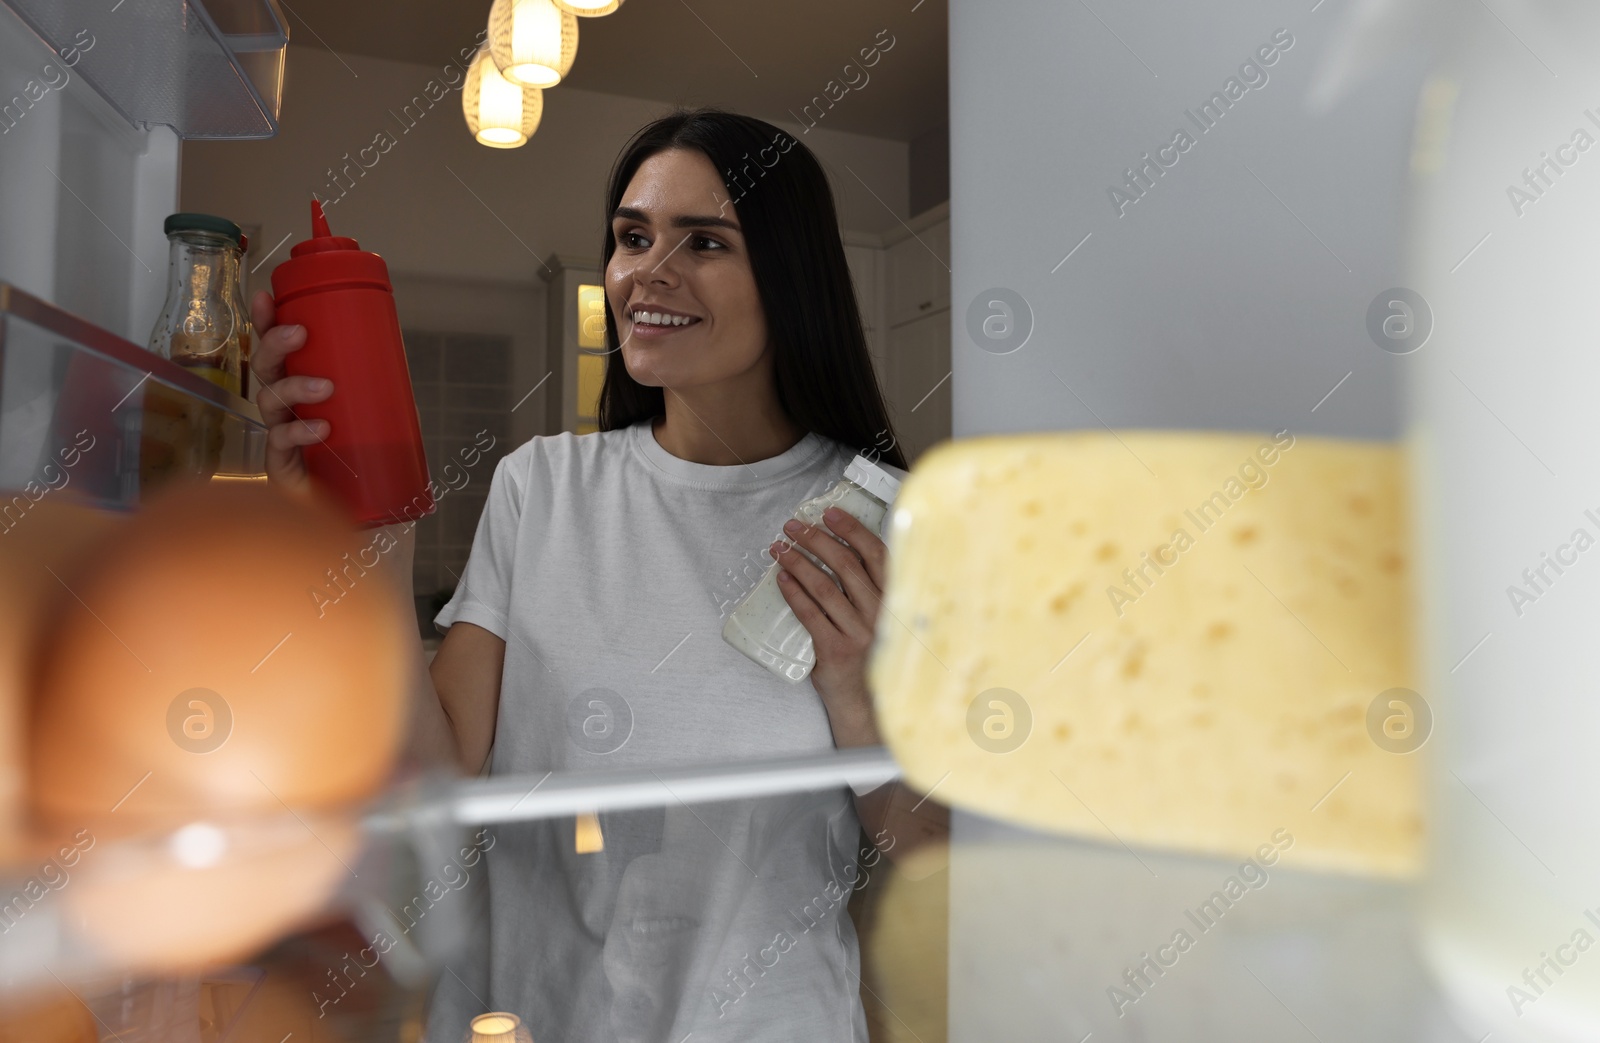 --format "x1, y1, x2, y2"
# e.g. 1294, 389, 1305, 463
722, 454, 904, 683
